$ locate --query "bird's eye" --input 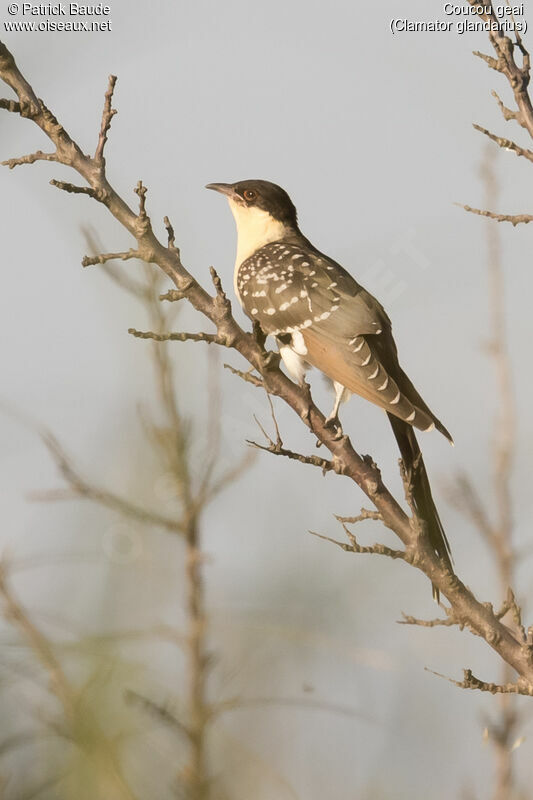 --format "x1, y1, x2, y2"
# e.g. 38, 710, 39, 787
243, 189, 257, 202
